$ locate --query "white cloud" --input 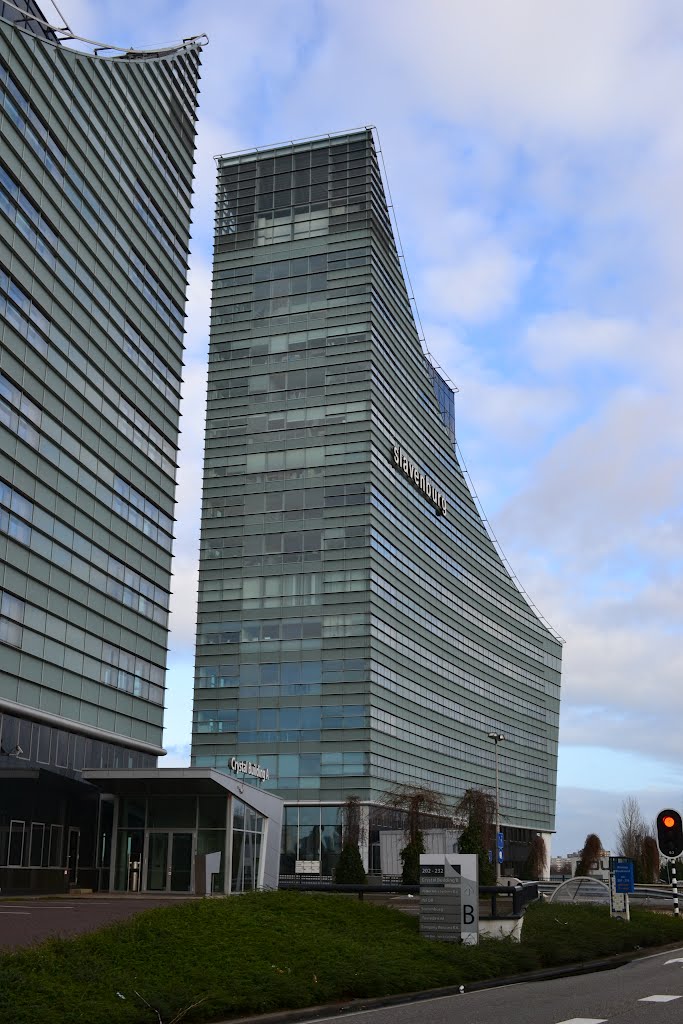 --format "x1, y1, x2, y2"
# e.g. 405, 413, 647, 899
161, 743, 191, 768
522, 312, 642, 375
422, 239, 531, 324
